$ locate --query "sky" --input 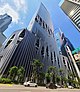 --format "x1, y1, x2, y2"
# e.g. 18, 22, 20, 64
0, 0, 80, 48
